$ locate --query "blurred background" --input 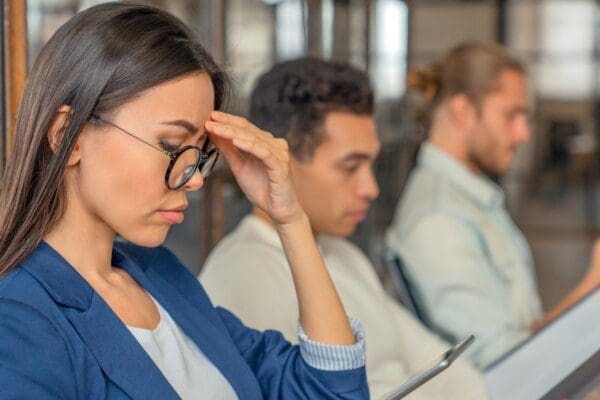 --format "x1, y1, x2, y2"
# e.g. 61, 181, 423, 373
2, 0, 599, 317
